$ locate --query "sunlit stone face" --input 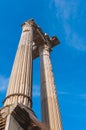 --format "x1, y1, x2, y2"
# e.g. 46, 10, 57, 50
33, 42, 37, 51
22, 23, 30, 32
